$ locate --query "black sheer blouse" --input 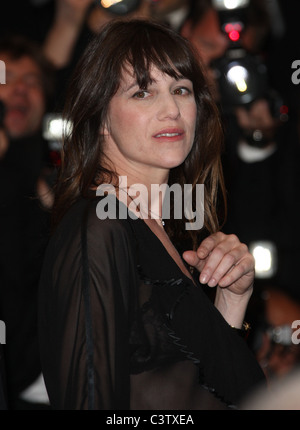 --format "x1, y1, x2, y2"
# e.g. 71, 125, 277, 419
38, 197, 265, 410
